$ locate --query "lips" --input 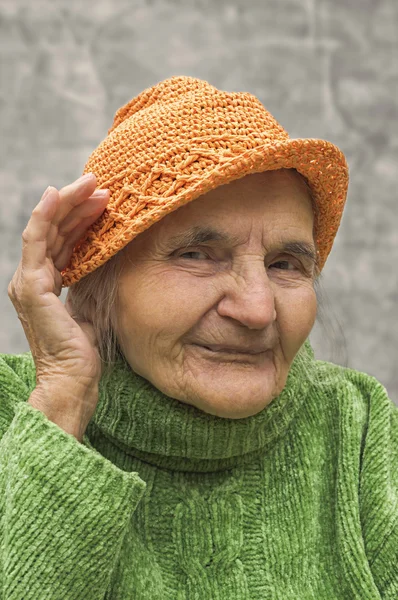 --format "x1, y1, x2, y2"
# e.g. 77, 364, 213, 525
198, 344, 267, 355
